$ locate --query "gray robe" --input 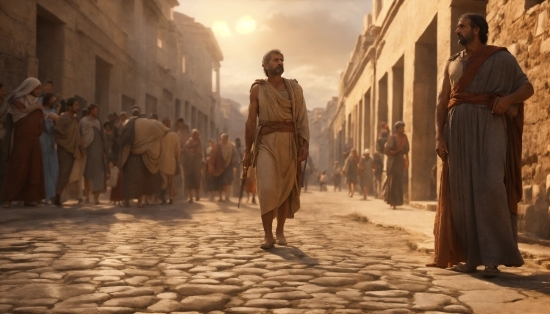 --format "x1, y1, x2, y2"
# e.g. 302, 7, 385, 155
446, 50, 529, 267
